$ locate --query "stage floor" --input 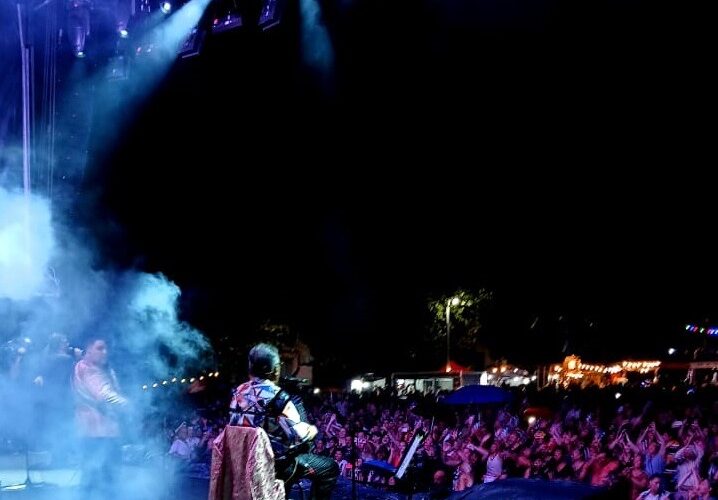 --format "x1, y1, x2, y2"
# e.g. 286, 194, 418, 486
0, 453, 429, 500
